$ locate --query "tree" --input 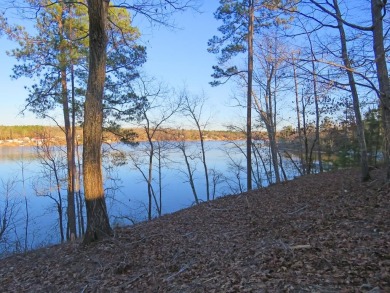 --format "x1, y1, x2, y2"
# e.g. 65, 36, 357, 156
0, 179, 20, 254
34, 133, 67, 243
4, 1, 88, 240
181, 91, 211, 200
371, 0, 390, 179
82, 0, 112, 244
252, 31, 290, 183
83, 0, 196, 243
132, 82, 181, 220
176, 135, 200, 205
333, 0, 370, 180
294, 0, 389, 178
4, 0, 146, 242
302, 0, 370, 180
208, 0, 295, 190
208, 0, 255, 190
